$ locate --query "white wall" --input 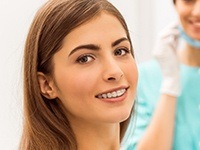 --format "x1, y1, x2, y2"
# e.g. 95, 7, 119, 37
0, 0, 47, 149
110, 0, 177, 63
0, 0, 176, 149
